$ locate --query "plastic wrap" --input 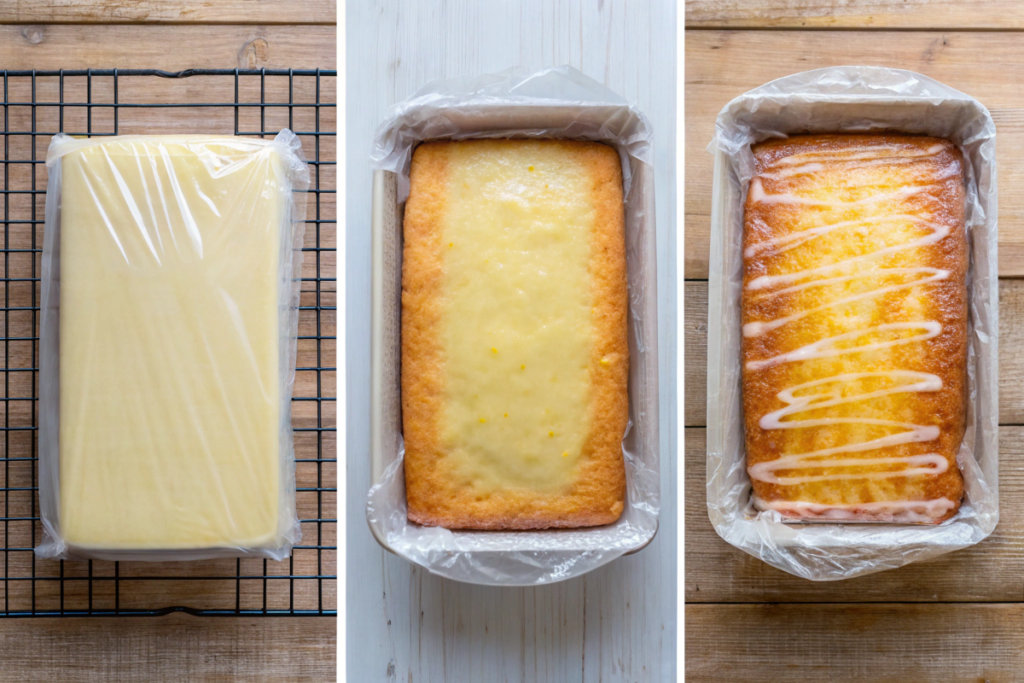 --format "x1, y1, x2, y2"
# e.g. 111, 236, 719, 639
706, 67, 999, 580
36, 131, 309, 561
367, 66, 659, 585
